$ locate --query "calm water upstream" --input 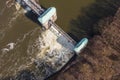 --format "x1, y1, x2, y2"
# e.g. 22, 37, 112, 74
0, 0, 95, 79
